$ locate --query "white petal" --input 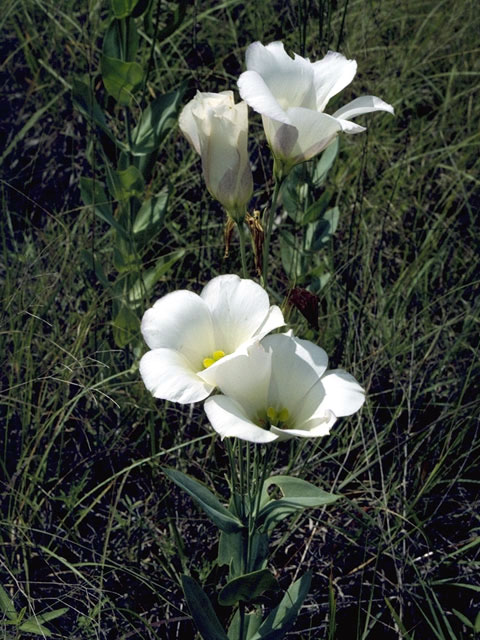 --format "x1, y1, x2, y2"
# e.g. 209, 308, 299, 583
312, 51, 357, 112
333, 95, 394, 121
271, 414, 334, 439
319, 369, 365, 416
139, 349, 213, 404
253, 304, 285, 338
205, 395, 278, 443
334, 118, 366, 134
245, 41, 317, 111
238, 69, 289, 124
200, 275, 276, 353
141, 290, 215, 369
261, 334, 328, 414
199, 341, 271, 413
178, 97, 202, 155
265, 108, 342, 165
